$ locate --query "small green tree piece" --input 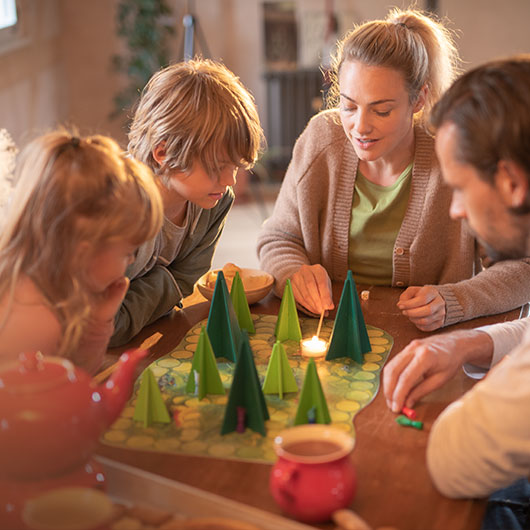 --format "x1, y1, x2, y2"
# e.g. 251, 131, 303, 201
207, 270, 241, 362
230, 271, 255, 333
221, 331, 269, 436
326, 270, 371, 363
185, 327, 225, 400
294, 358, 331, 425
274, 279, 302, 342
262, 341, 298, 399
133, 368, 171, 427
350, 271, 371, 353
